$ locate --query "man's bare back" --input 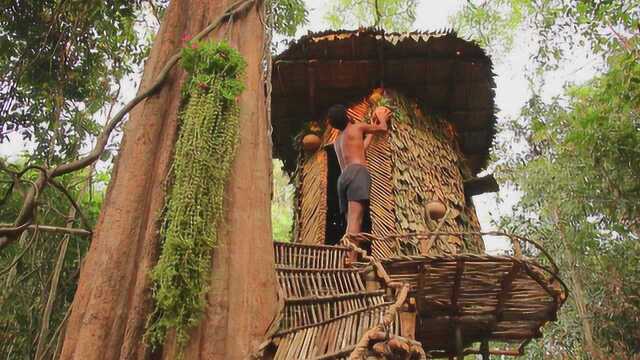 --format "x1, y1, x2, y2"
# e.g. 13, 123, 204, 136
336, 106, 391, 169
326, 105, 391, 260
